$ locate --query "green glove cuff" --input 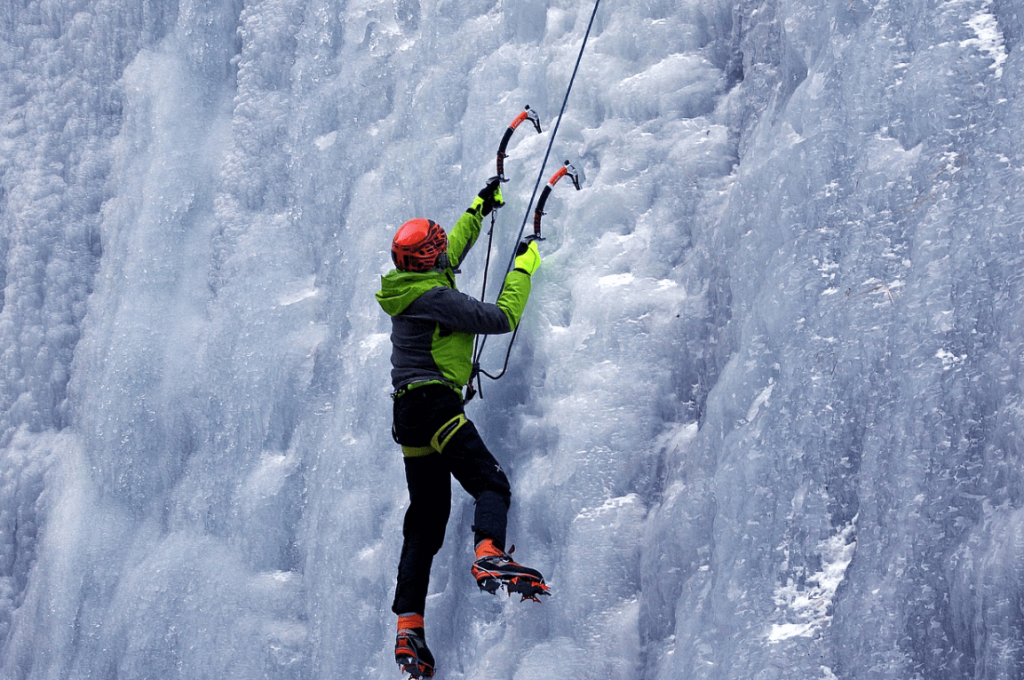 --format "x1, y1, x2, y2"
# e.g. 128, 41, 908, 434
476, 179, 505, 216
514, 240, 541, 275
